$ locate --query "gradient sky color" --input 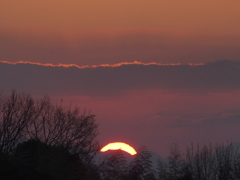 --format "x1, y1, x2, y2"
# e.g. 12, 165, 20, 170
1, 0, 240, 34
1, 1, 240, 156
1, 0, 240, 65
